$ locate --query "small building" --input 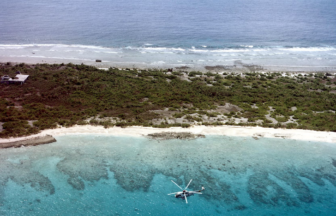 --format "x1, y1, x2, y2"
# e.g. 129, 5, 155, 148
1, 74, 29, 85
